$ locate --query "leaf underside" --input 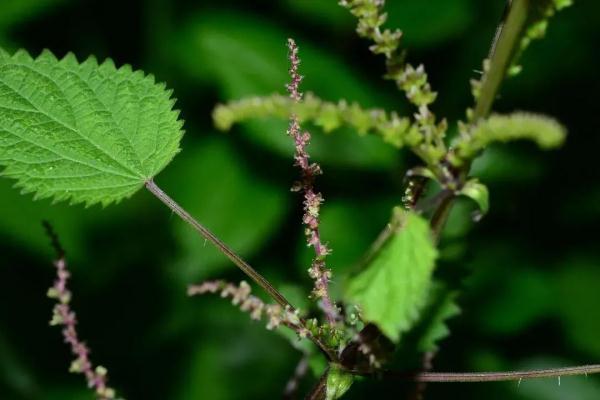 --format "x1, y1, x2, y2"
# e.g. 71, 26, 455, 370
0, 48, 184, 206
347, 209, 438, 343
